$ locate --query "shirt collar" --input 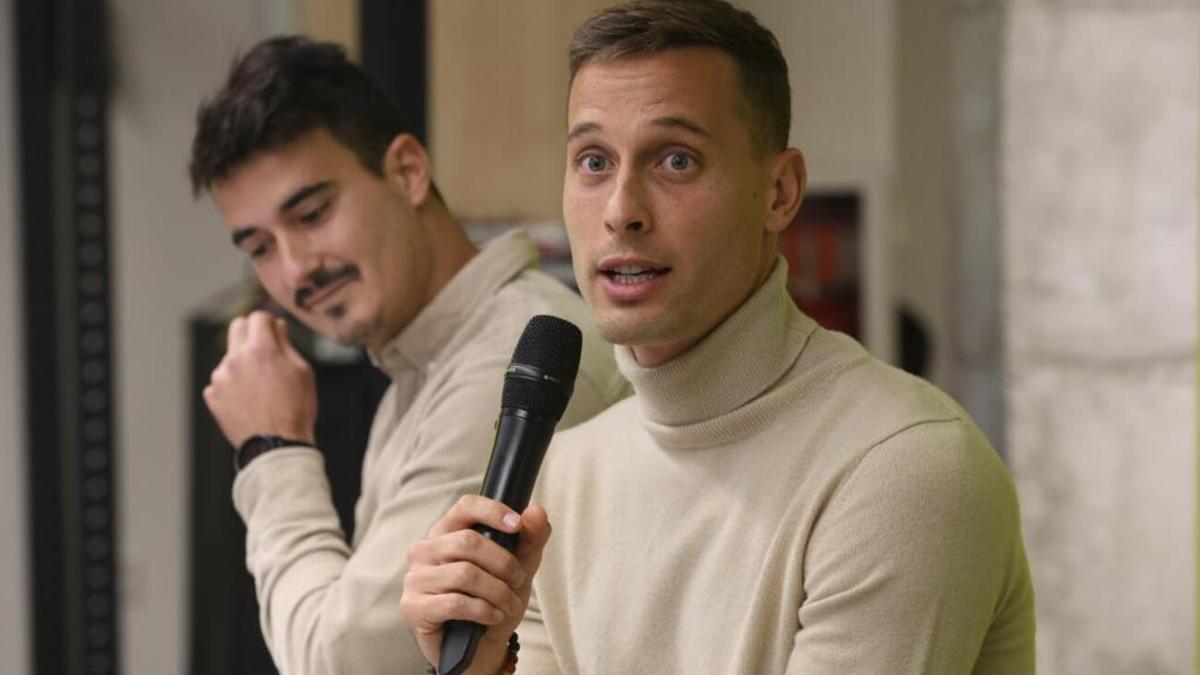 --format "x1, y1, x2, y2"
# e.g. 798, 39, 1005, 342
370, 229, 539, 376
